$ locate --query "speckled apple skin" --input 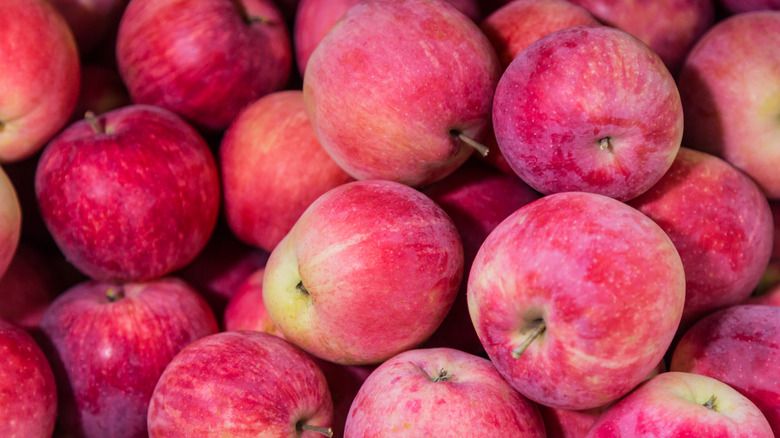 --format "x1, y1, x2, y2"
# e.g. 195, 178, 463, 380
263, 180, 464, 365
493, 26, 683, 202
587, 372, 774, 437
345, 348, 546, 438
0, 319, 57, 438
147, 331, 333, 438
468, 192, 685, 410
303, 0, 501, 187
629, 148, 773, 326
679, 11, 780, 199
0, 0, 80, 163
671, 305, 780, 436
221, 90, 352, 253
39, 278, 218, 438
0, 166, 20, 279
117, 0, 291, 131
35, 105, 220, 283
